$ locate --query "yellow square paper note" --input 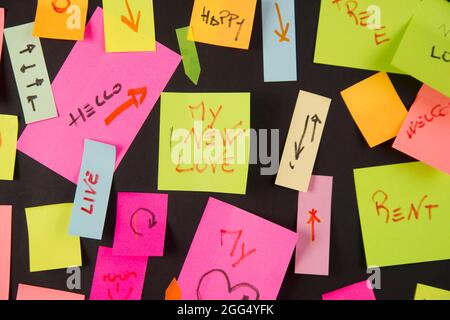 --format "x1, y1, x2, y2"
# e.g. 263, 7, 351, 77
0, 115, 18, 181
33, 0, 88, 40
26, 203, 82, 272
103, 0, 156, 52
189, 0, 257, 49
